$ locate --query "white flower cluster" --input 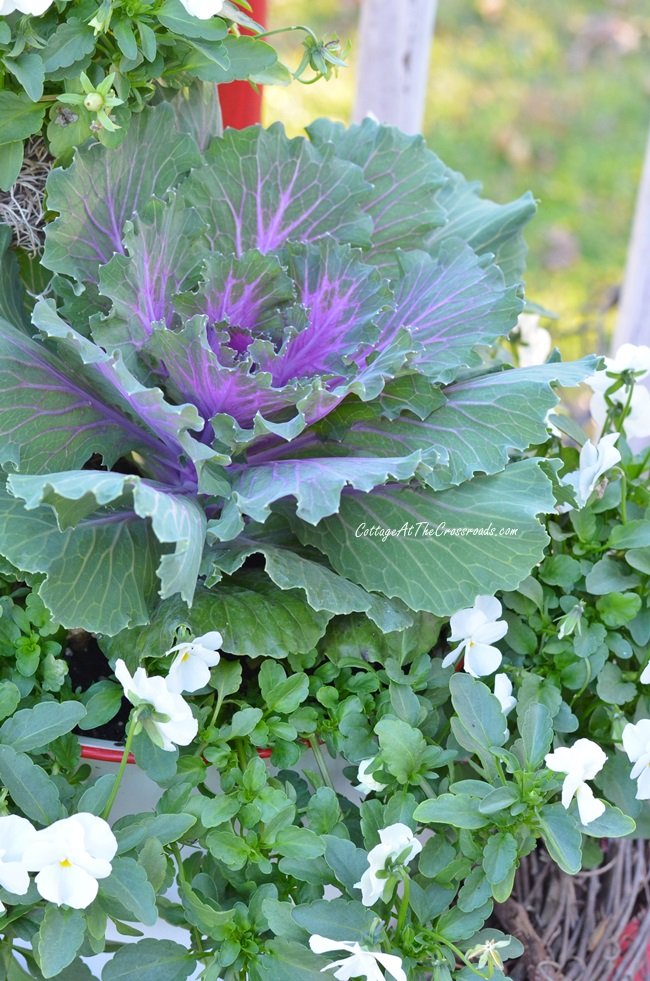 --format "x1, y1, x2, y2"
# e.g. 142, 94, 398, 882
115, 630, 222, 752
0, 812, 117, 912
